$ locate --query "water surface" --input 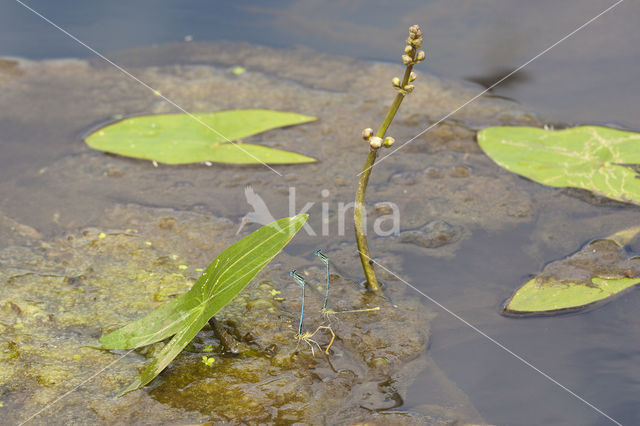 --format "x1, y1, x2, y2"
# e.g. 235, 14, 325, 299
1, 2, 639, 424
